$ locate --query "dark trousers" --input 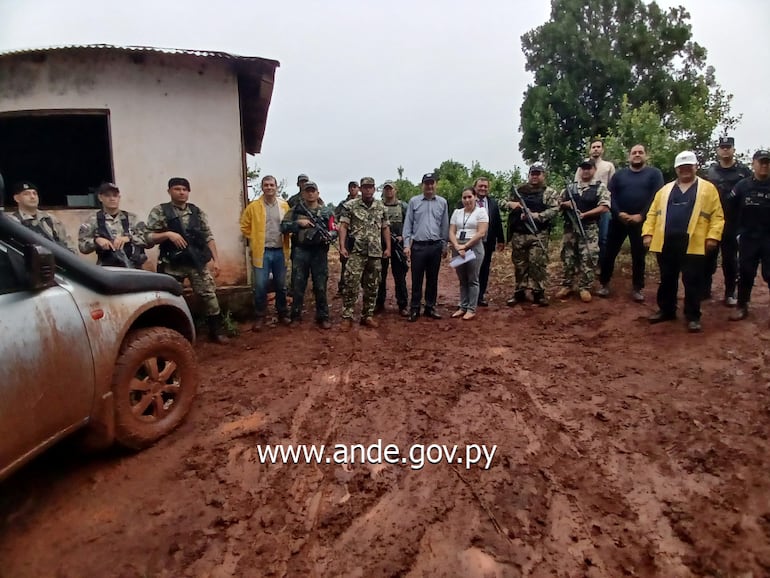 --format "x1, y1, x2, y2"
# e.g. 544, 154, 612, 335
737, 235, 770, 306
655, 235, 705, 322
704, 222, 738, 297
599, 219, 647, 290
477, 239, 494, 301
410, 241, 442, 312
338, 255, 348, 293
377, 255, 409, 310
291, 245, 329, 321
